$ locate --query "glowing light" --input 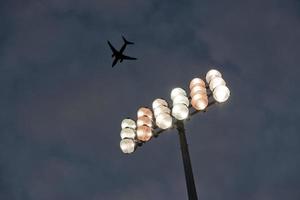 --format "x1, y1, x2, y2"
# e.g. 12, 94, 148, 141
120, 138, 136, 154
137, 125, 153, 141
173, 95, 189, 107
189, 78, 208, 110
171, 88, 187, 100
154, 105, 171, 117
120, 128, 136, 139
137, 107, 153, 119
152, 98, 173, 129
137, 116, 153, 127
209, 77, 226, 91
191, 97, 208, 110
190, 85, 206, 97
171, 88, 189, 120
152, 99, 168, 110
189, 78, 205, 89
172, 104, 189, 120
213, 85, 230, 103
155, 113, 173, 129
206, 69, 222, 84
121, 118, 136, 129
